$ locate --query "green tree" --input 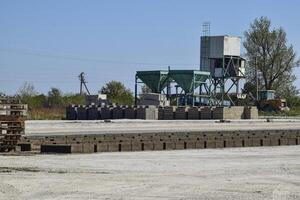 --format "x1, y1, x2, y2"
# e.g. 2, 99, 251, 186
16, 82, 38, 103
243, 17, 300, 98
16, 82, 41, 108
48, 87, 63, 107
62, 94, 85, 106
100, 81, 134, 105
29, 94, 47, 108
